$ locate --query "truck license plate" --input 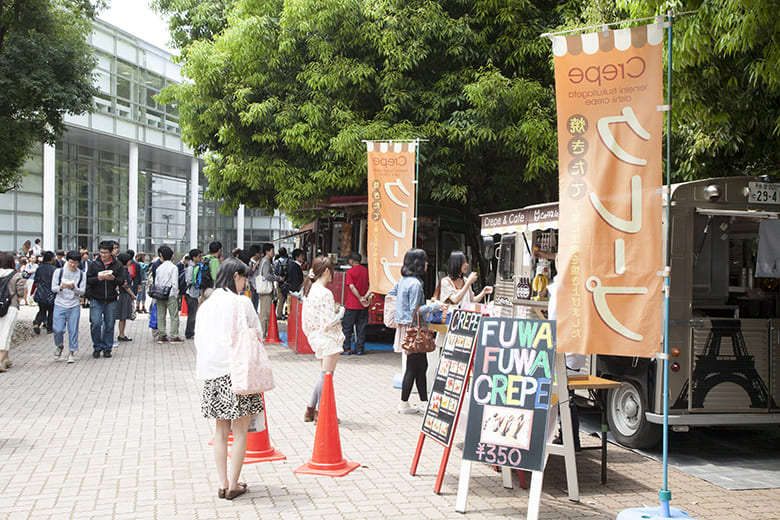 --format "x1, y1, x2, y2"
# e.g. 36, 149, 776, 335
748, 182, 780, 204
